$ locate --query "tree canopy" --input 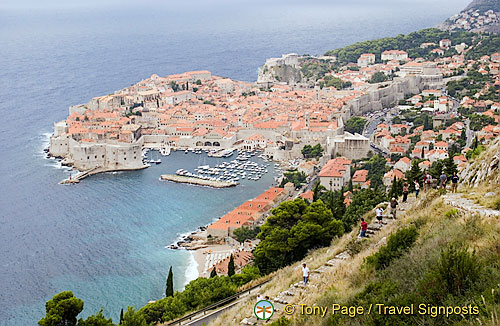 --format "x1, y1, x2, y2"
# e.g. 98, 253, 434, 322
369, 71, 388, 84
302, 143, 324, 159
39, 291, 84, 326
254, 199, 344, 273
344, 117, 367, 134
